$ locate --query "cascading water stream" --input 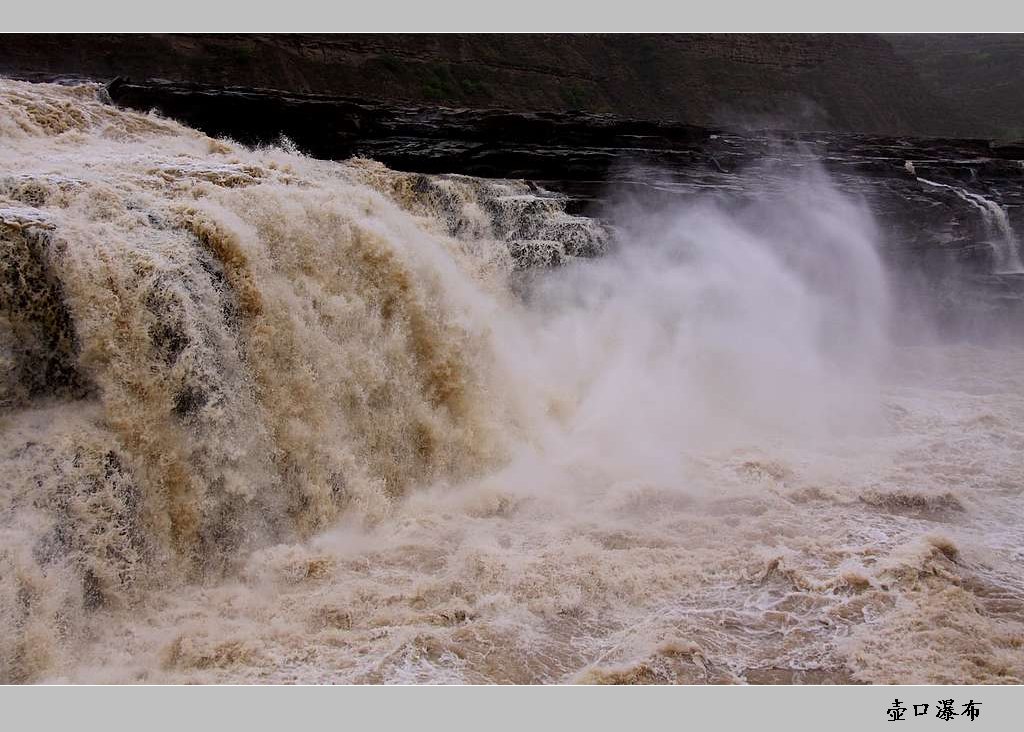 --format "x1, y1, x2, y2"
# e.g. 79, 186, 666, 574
917, 176, 1024, 273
